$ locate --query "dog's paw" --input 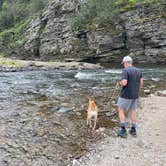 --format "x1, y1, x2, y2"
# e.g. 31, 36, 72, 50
92, 128, 96, 131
